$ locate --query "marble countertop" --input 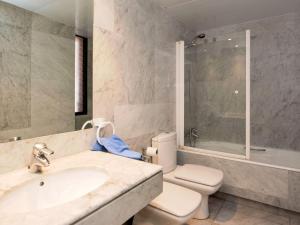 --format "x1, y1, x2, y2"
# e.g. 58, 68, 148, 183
0, 151, 162, 225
